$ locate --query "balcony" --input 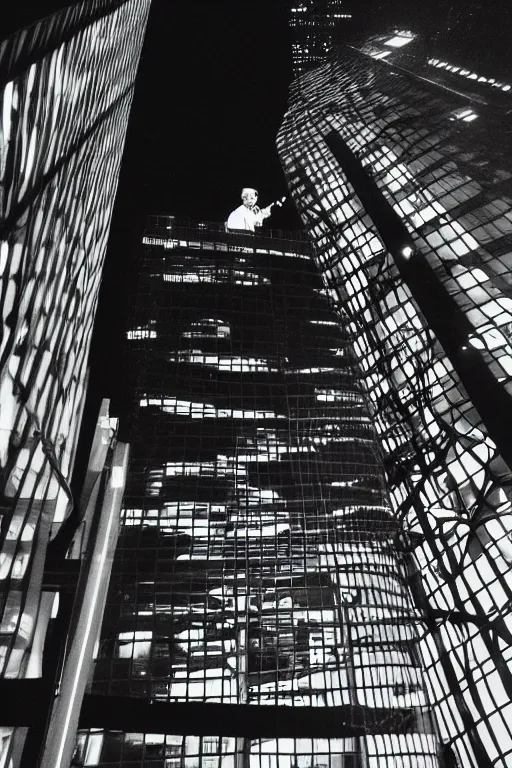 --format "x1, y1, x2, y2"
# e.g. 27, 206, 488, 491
143, 215, 314, 259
